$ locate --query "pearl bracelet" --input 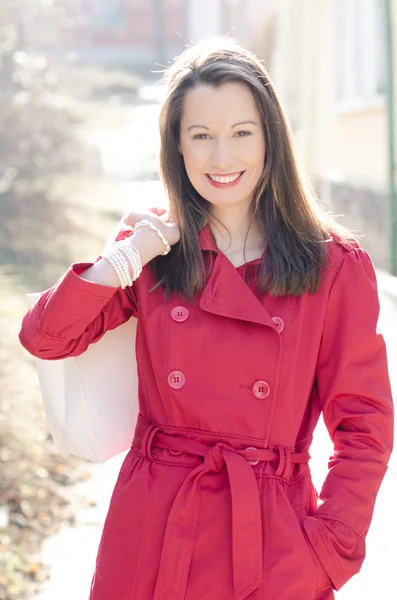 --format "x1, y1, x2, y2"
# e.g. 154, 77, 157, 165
103, 246, 132, 289
102, 241, 143, 289
118, 239, 142, 281
133, 219, 171, 256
